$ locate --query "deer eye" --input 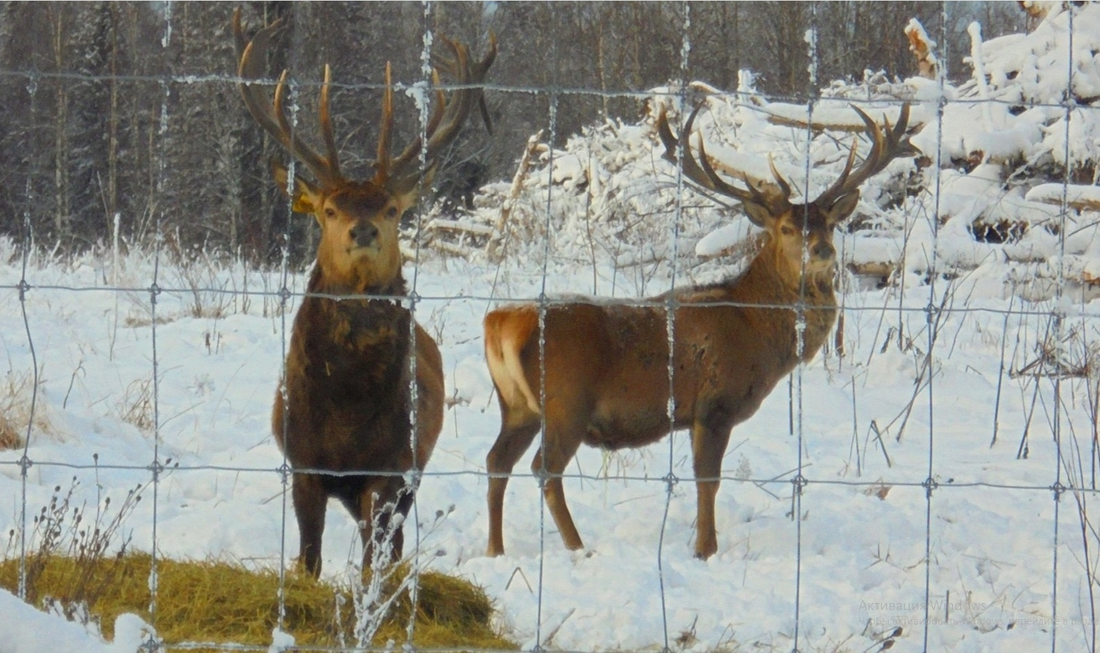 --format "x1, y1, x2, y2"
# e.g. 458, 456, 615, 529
324, 207, 336, 219
386, 206, 399, 219
780, 225, 797, 236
